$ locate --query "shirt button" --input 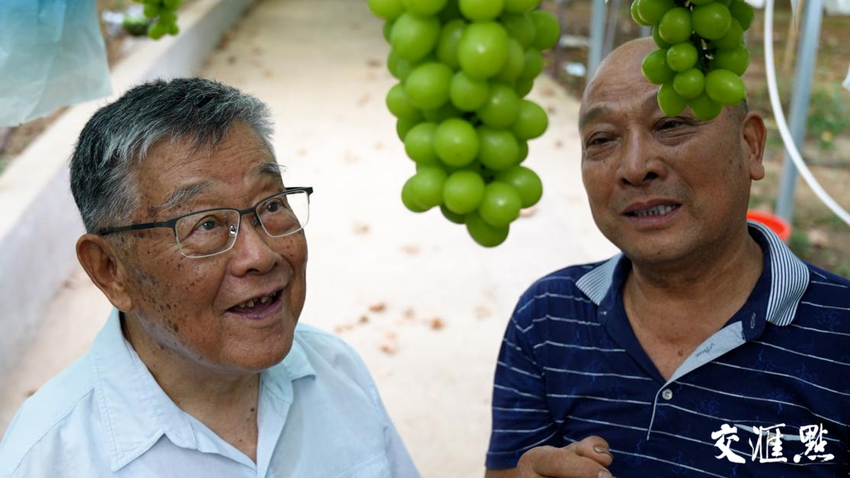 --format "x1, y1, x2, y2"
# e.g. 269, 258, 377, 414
662, 389, 673, 400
